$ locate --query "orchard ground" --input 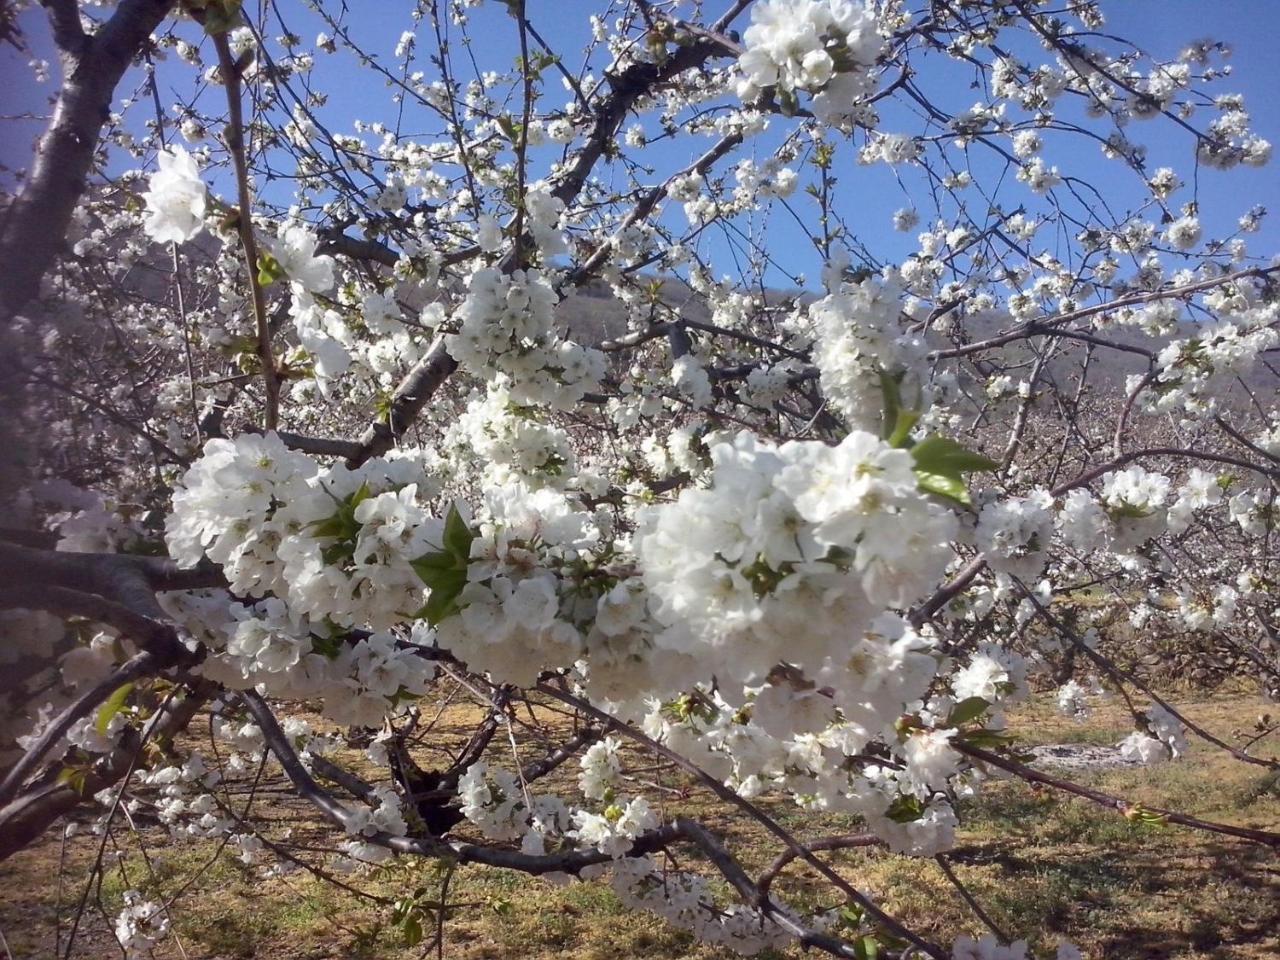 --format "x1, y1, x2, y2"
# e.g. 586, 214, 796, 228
4, 688, 1276, 960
